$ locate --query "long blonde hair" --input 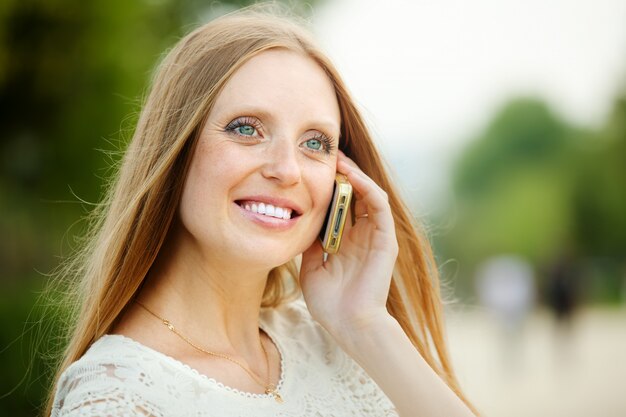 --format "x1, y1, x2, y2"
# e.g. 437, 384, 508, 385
45, 6, 476, 415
